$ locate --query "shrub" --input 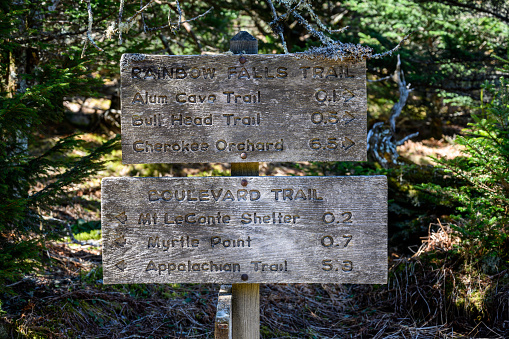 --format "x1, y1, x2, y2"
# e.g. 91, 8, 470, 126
422, 77, 509, 270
